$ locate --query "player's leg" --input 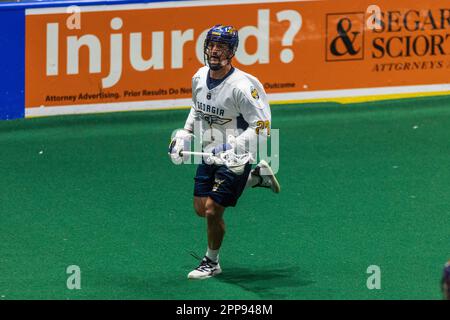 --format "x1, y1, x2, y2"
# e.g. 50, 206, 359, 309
205, 197, 225, 255
187, 202, 227, 281
193, 162, 215, 217
188, 162, 251, 280
188, 197, 224, 280
193, 196, 207, 217
443, 261, 450, 300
